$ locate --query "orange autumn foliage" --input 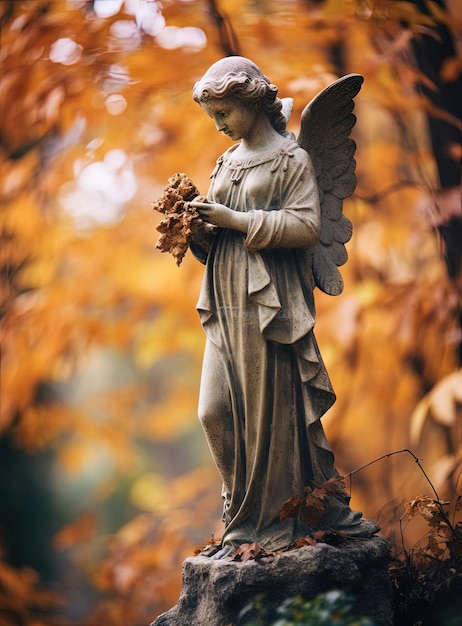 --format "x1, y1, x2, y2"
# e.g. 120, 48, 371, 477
0, 0, 460, 624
